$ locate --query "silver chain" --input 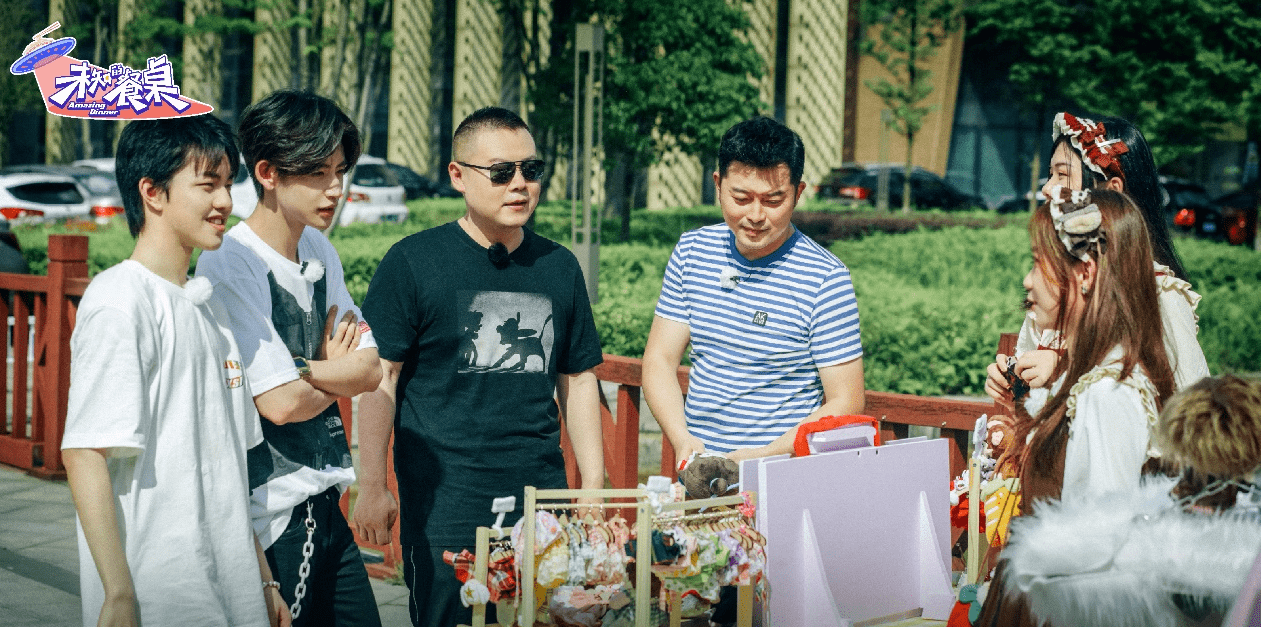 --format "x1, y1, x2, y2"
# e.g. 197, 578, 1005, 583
289, 502, 317, 620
